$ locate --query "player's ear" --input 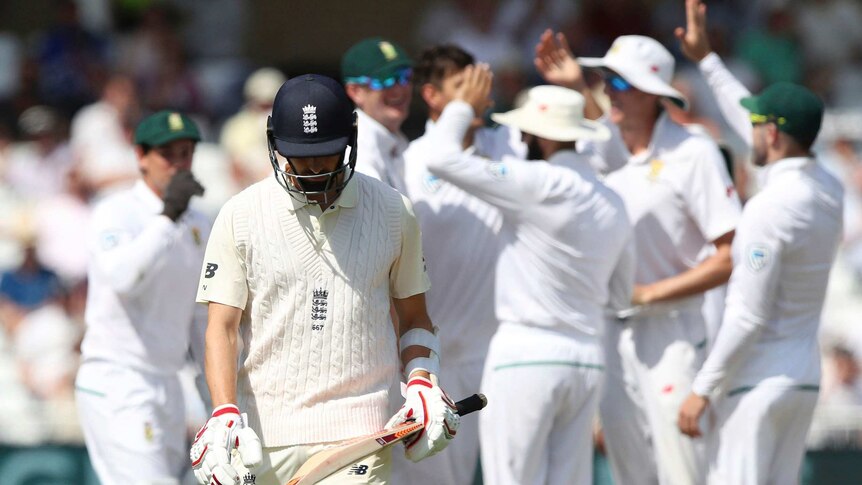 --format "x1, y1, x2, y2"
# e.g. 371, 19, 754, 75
420, 83, 442, 111
345, 83, 363, 105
